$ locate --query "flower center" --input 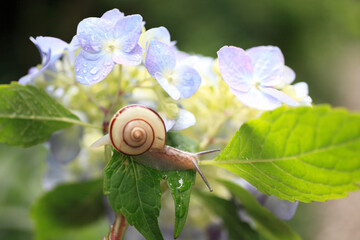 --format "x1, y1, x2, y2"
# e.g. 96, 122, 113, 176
103, 39, 120, 54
